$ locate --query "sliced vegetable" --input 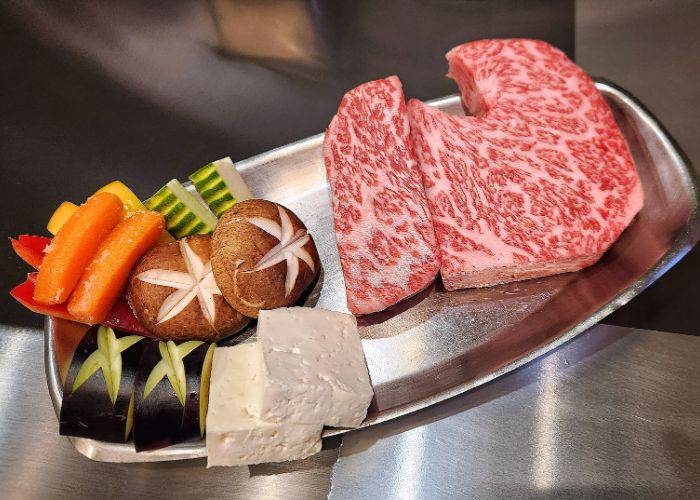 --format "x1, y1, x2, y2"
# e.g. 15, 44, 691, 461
67, 211, 165, 324
134, 340, 211, 452
59, 325, 147, 443
49, 182, 174, 242
125, 394, 135, 441
156, 228, 175, 244
11, 273, 148, 334
144, 179, 217, 239
34, 192, 124, 305
72, 326, 141, 402
143, 340, 202, 405
103, 297, 149, 336
11, 274, 76, 322
10, 235, 51, 269
96, 180, 173, 243
47, 202, 78, 236
95, 181, 147, 213
197, 342, 216, 436
189, 157, 252, 217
